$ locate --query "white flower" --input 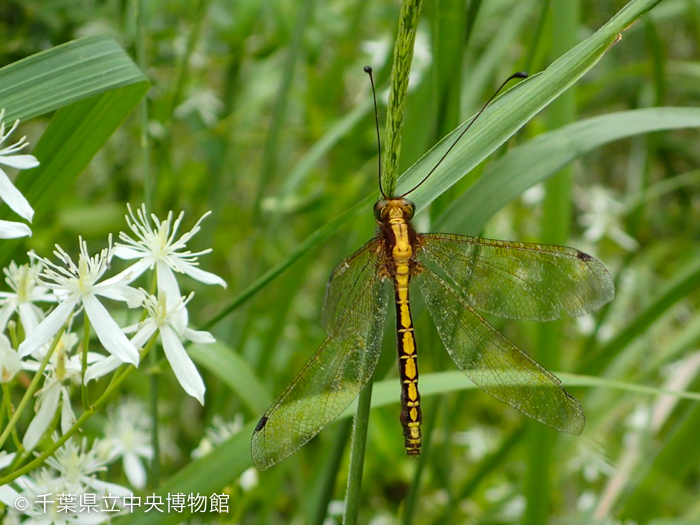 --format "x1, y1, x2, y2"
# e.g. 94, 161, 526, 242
0, 261, 55, 334
18, 237, 143, 365
0, 438, 128, 525
190, 414, 257, 491
0, 109, 39, 238
46, 438, 130, 498
578, 186, 638, 251
21, 334, 110, 452
0, 333, 21, 382
132, 293, 213, 404
174, 88, 225, 127
568, 440, 615, 482
0, 467, 110, 524
103, 399, 153, 489
192, 414, 244, 459
239, 467, 259, 492
87, 292, 214, 404
0, 451, 15, 469
115, 204, 226, 327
